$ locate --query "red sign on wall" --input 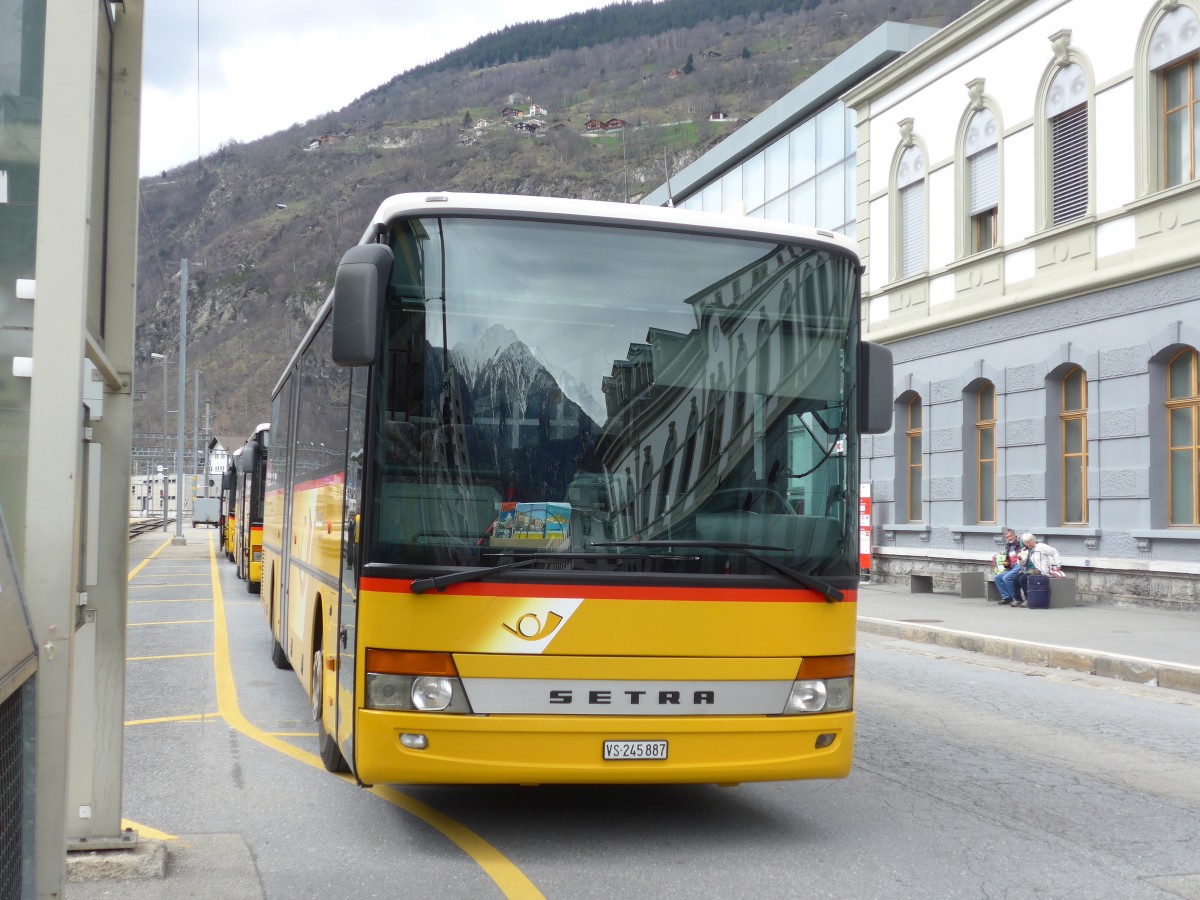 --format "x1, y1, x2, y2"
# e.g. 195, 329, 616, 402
858, 483, 872, 579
